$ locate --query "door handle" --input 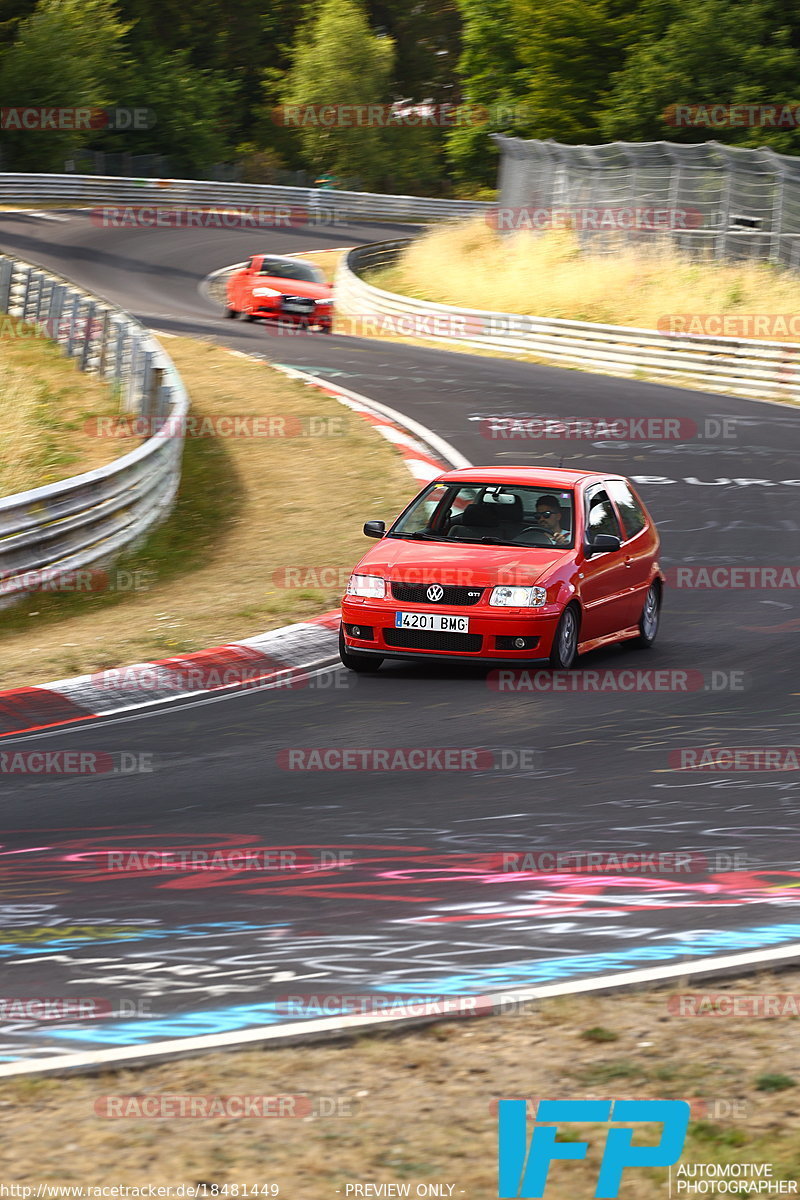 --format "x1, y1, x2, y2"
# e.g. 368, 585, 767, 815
624, 557, 633, 568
